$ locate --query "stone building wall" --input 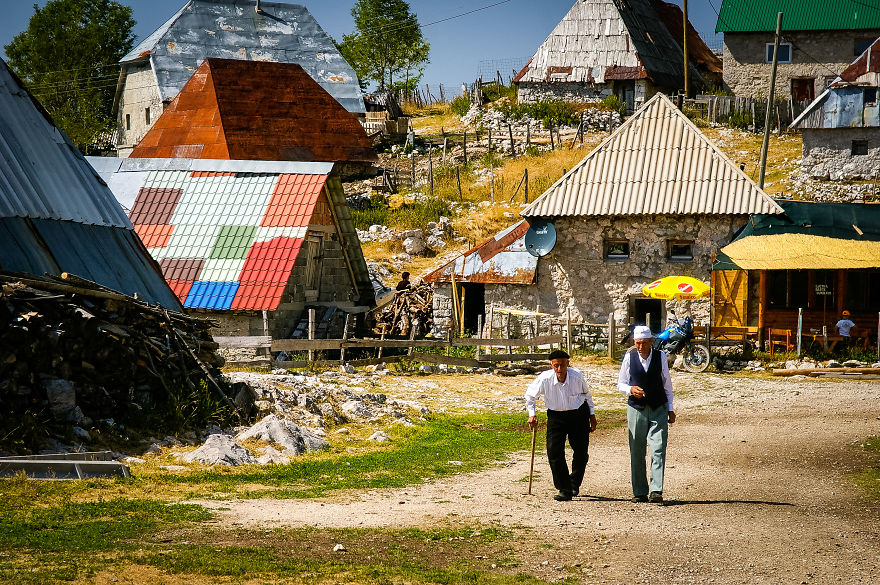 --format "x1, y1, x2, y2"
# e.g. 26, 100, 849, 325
801, 127, 880, 180
116, 62, 164, 157
432, 215, 748, 336
723, 31, 880, 99
517, 82, 610, 104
